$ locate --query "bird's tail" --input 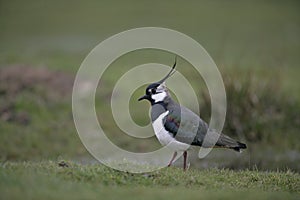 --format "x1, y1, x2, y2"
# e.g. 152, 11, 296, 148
216, 134, 247, 152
